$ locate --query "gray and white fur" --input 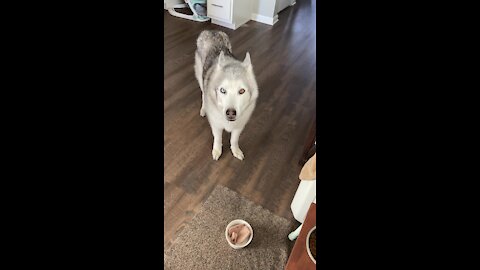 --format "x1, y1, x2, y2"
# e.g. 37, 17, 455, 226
194, 30, 259, 161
